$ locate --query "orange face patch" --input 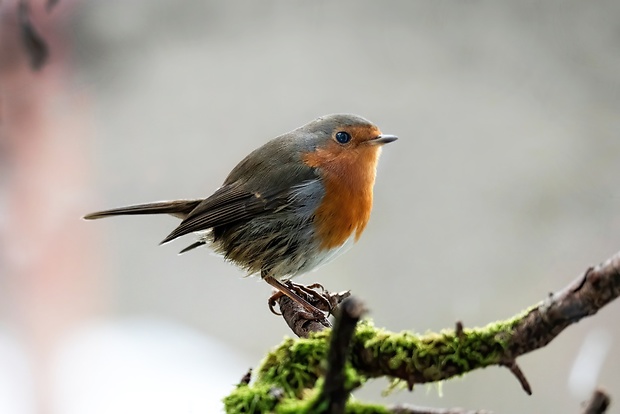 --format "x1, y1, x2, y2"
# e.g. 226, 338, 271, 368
345, 125, 382, 144
303, 126, 383, 250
